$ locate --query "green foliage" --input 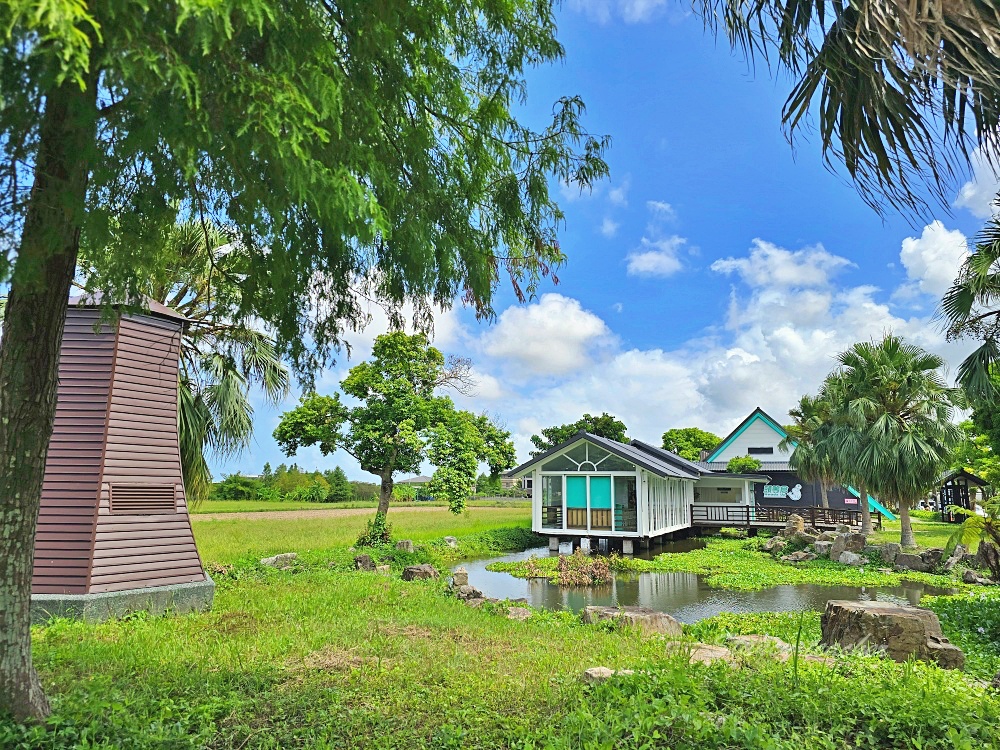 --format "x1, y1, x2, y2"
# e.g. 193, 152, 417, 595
925, 591, 1000, 680
475, 473, 502, 495
948, 421, 1000, 487
273, 332, 516, 514
946, 496, 1000, 579
684, 611, 822, 647
211, 474, 262, 502
325, 467, 353, 503
356, 513, 392, 548
661, 427, 720, 460
725, 455, 762, 474
529, 412, 628, 456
